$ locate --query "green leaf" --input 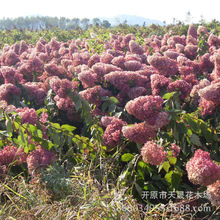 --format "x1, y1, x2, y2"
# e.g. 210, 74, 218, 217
101, 96, 109, 101
190, 134, 202, 147
108, 103, 116, 113
121, 153, 134, 162
75, 98, 82, 112
6, 120, 12, 137
109, 96, 119, 104
162, 92, 175, 100
61, 124, 76, 132
173, 124, 179, 141
200, 122, 214, 143
171, 173, 181, 190
29, 124, 37, 133
163, 161, 171, 172
177, 122, 187, 134
101, 102, 109, 112
168, 156, 177, 165
165, 171, 173, 184
33, 129, 43, 138
183, 115, 199, 132
51, 123, 61, 129
53, 133, 60, 146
